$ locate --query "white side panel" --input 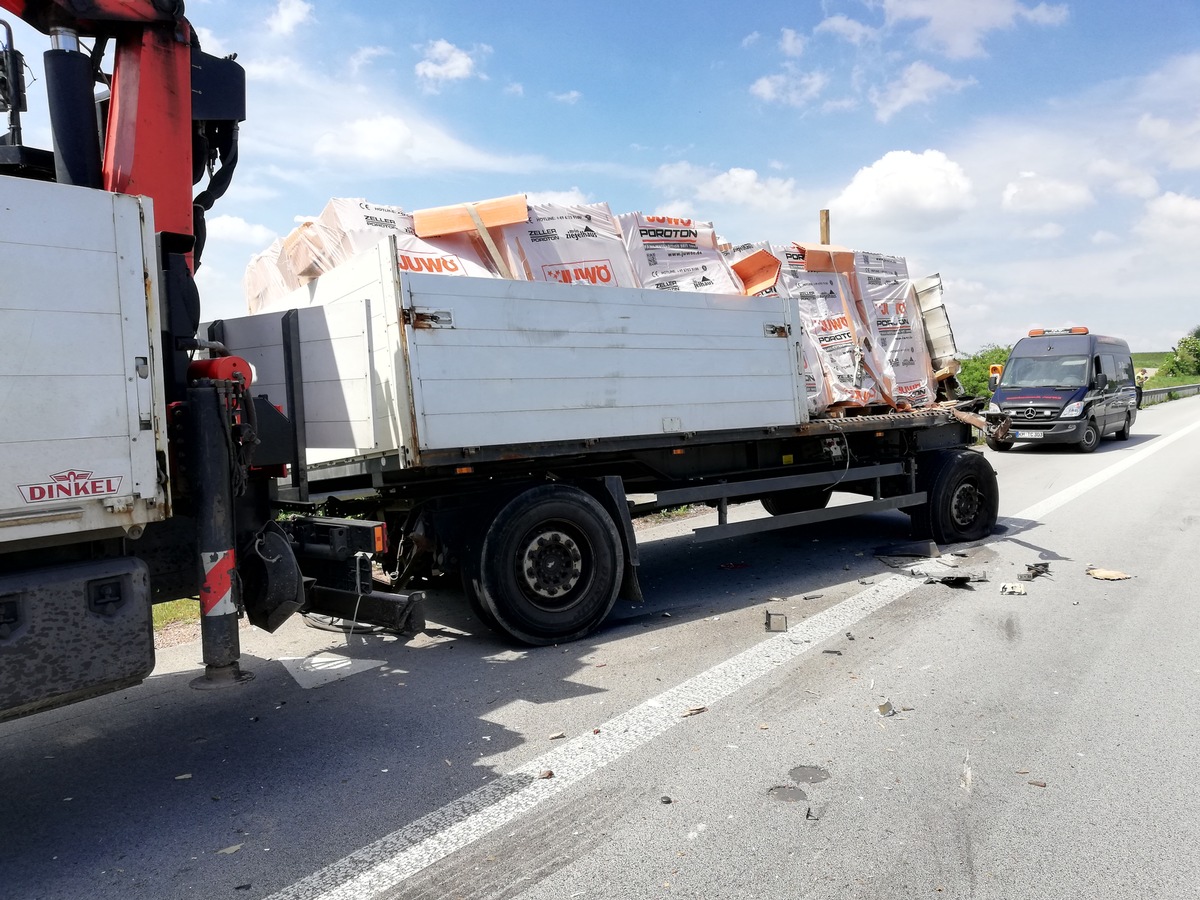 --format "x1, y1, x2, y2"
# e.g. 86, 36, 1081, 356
0, 177, 168, 545
401, 273, 799, 451
219, 241, 411, 466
